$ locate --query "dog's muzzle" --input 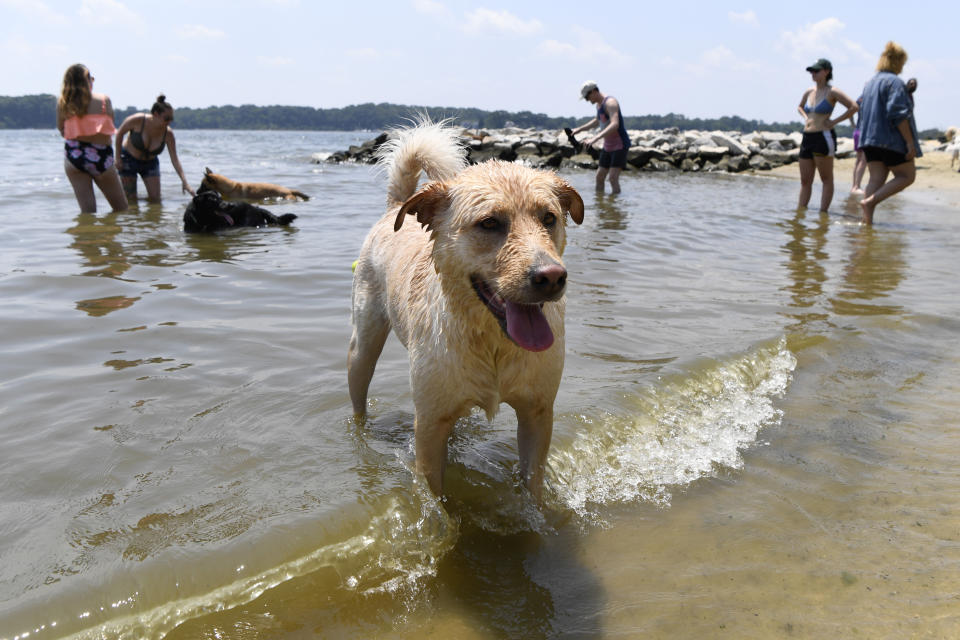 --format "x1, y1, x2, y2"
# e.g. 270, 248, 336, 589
471, 274, 558, 352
